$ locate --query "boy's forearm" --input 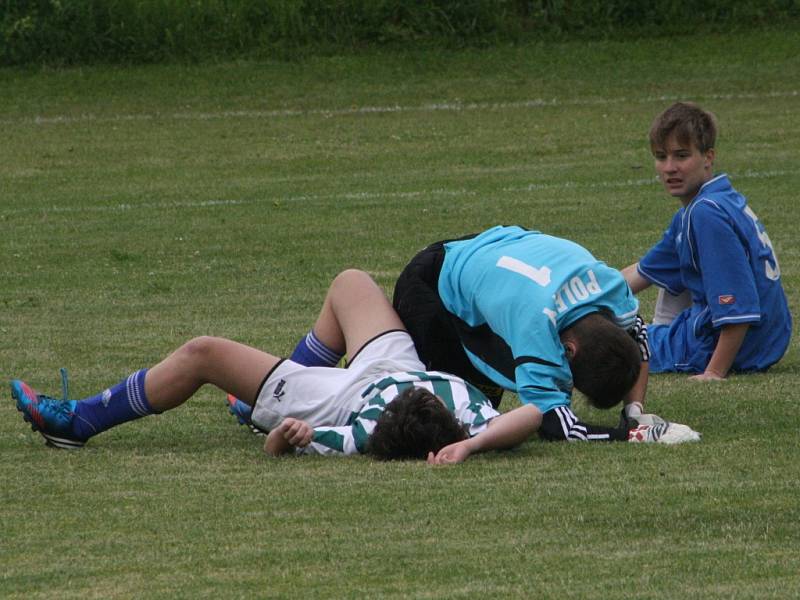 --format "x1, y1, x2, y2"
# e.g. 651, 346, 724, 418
704, 323, 750, 378
622, 263, 651, 294
467, 404, 542, 454
623, 361, 649, 407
